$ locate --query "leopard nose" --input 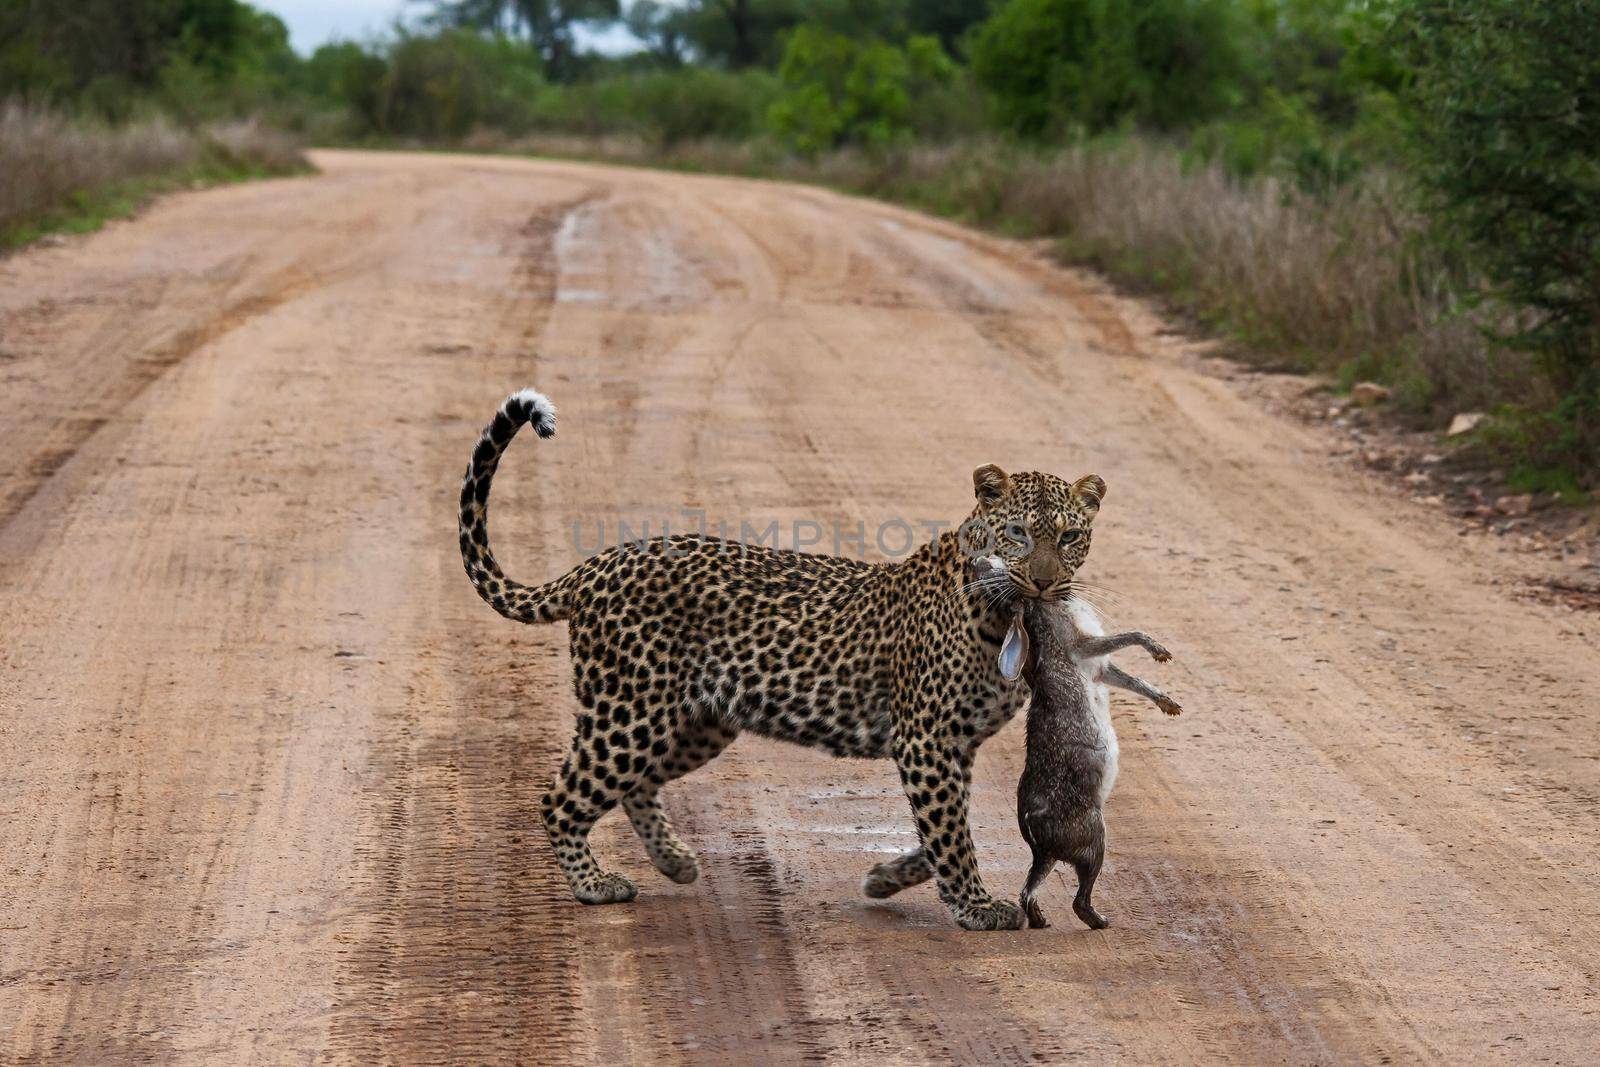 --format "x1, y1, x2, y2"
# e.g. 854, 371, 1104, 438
1029, 552, 1059, 586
